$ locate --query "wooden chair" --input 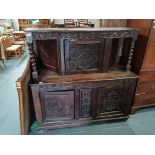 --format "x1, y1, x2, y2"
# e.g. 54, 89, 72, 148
12, 31, 25, 53
13, 31, 25, 41
1, 37, 22, 57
